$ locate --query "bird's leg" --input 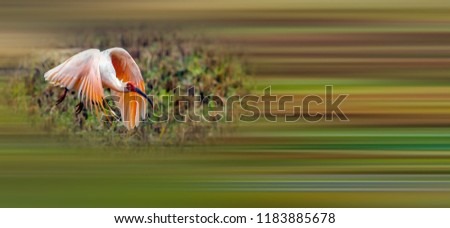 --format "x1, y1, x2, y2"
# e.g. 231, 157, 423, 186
75, 102, 84, 115
56, 88, 69, 105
